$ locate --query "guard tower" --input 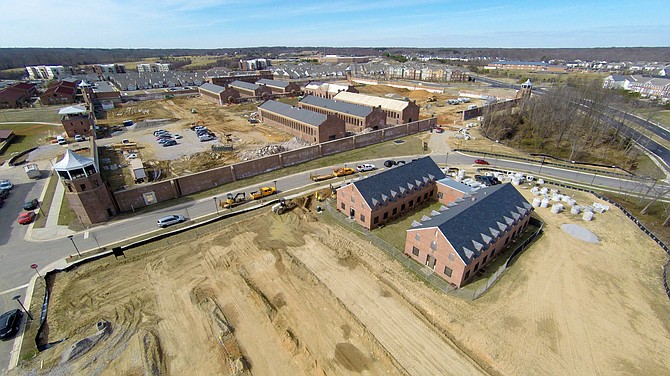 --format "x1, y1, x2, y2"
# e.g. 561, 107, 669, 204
517, 79, 533, 99
53, 149, 117, 224
58, 105, 93, 137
